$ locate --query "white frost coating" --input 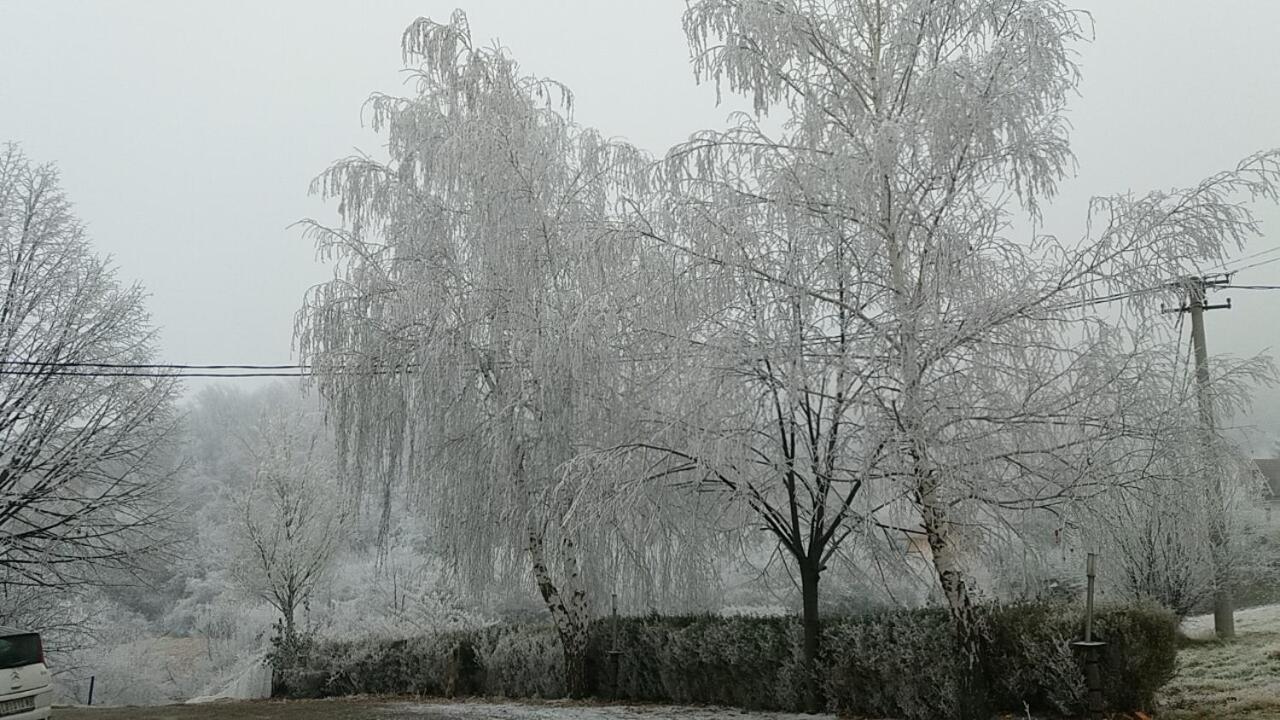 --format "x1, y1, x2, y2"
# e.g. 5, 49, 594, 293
185, 654, 272, 703
228, 394, 348, 641
0, 143, 180, 625
293, 1, 1280, 700
296, 10, 724, 693
666, 0, 1280, 625
390, 701, 837, 720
